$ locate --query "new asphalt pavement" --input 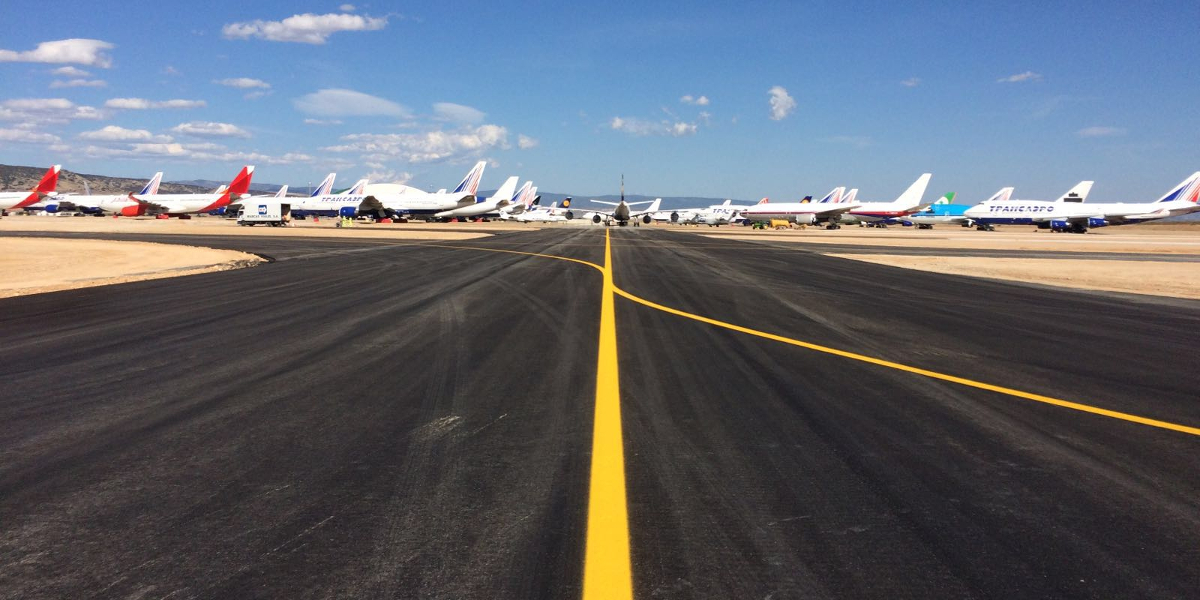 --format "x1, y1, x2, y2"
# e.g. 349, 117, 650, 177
1, 226, 1197, 599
